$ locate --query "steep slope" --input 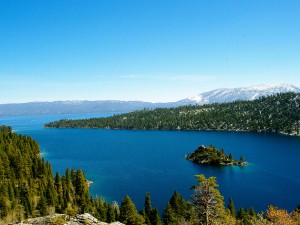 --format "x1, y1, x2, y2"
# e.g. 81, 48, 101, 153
0, 126, 119, 224
45, 92, 300, 136
177, 84, 300, 105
